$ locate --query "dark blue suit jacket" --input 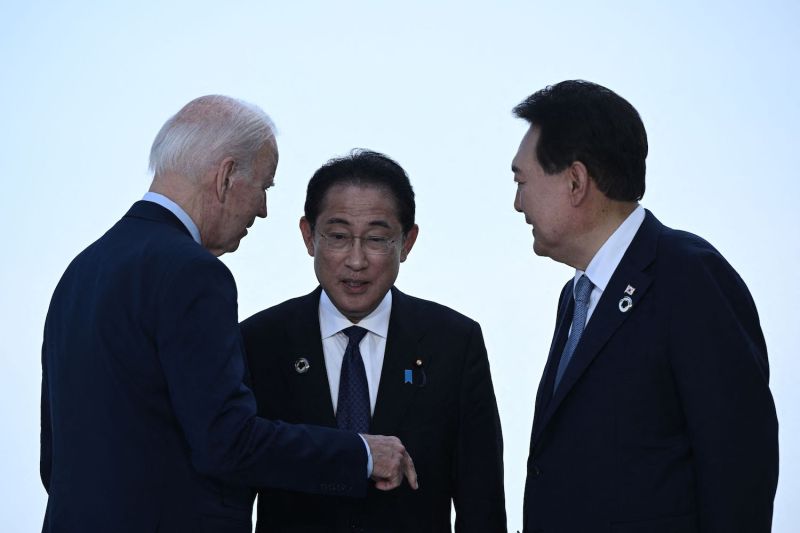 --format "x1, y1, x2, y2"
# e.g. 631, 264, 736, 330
40, 201, 367, 533
523, 210, 778, 533
240, 287, 506, 532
